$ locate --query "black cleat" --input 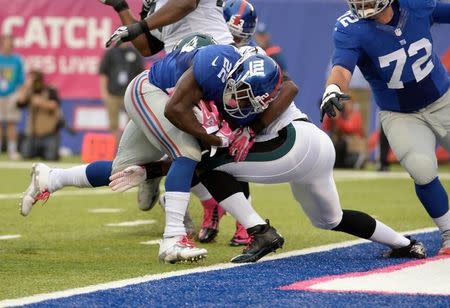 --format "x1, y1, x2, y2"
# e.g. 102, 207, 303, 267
383, 236, 426, 259
230, 220, 284, 263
